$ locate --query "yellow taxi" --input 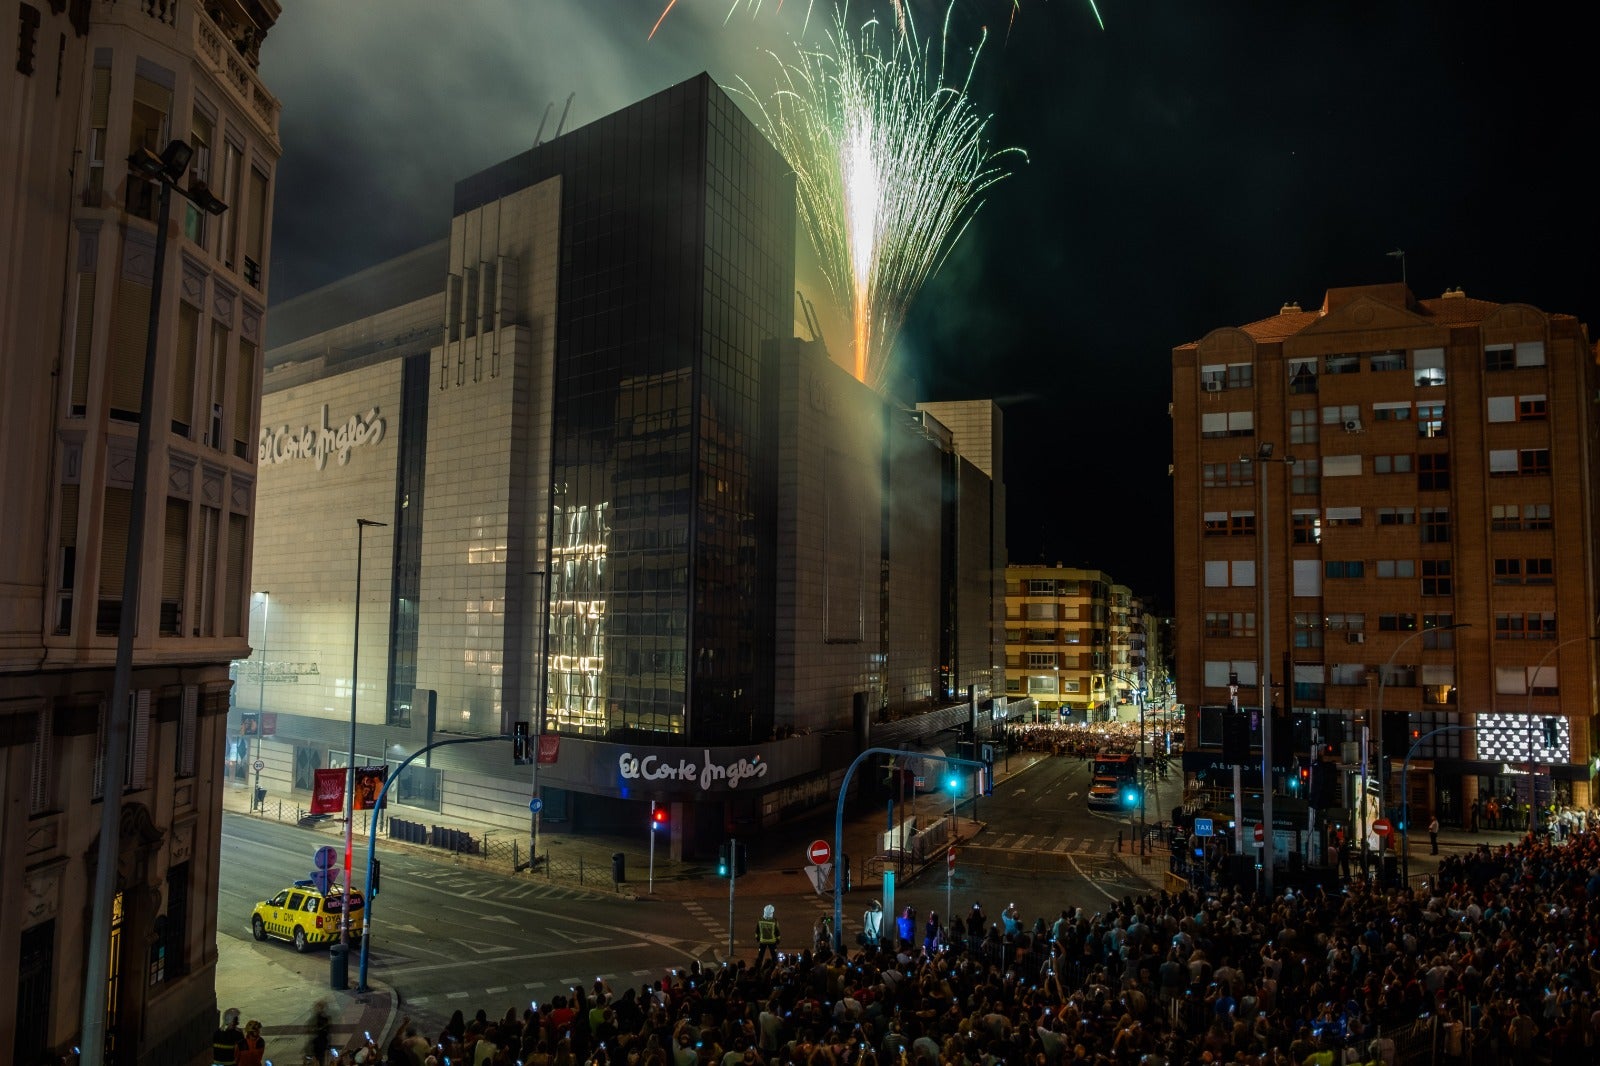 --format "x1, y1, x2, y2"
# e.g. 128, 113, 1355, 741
250, 879, 364, 952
